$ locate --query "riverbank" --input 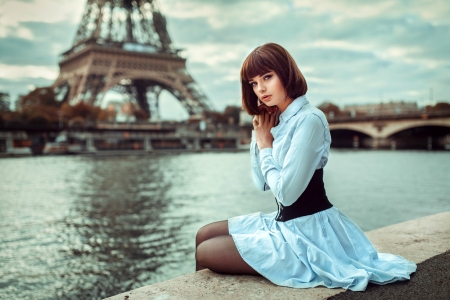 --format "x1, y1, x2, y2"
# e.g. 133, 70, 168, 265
106, 211, 450, 300
0, 147, 248, 158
